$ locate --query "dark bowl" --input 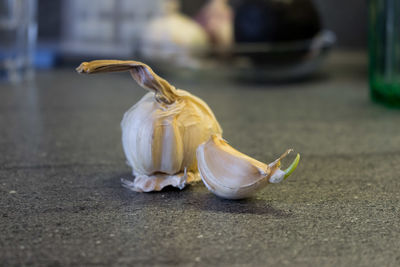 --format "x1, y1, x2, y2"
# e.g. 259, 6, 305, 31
227, 30, 336, 81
